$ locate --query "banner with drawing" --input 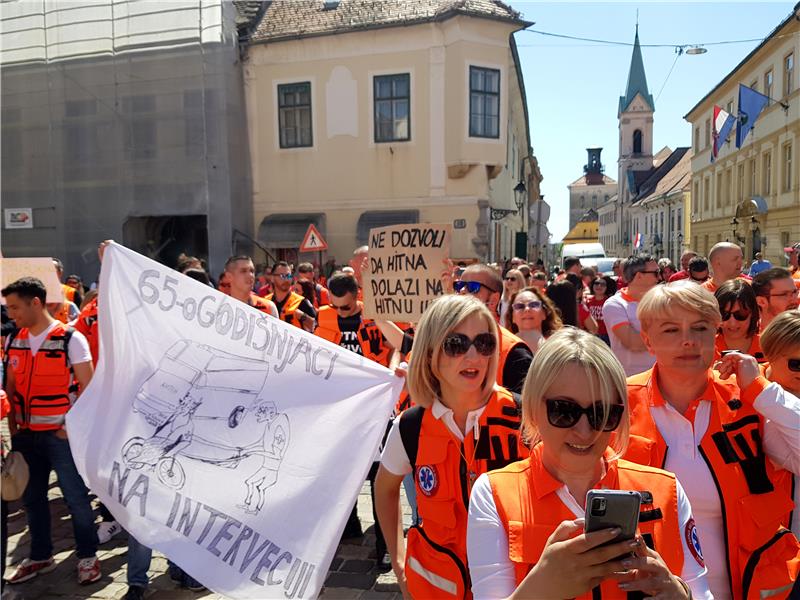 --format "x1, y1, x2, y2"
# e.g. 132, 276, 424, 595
66, 243, 403, 599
